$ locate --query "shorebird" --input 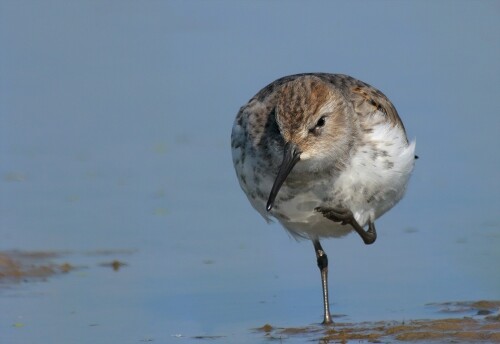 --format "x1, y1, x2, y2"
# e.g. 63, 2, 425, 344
231, 73, 416, 324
